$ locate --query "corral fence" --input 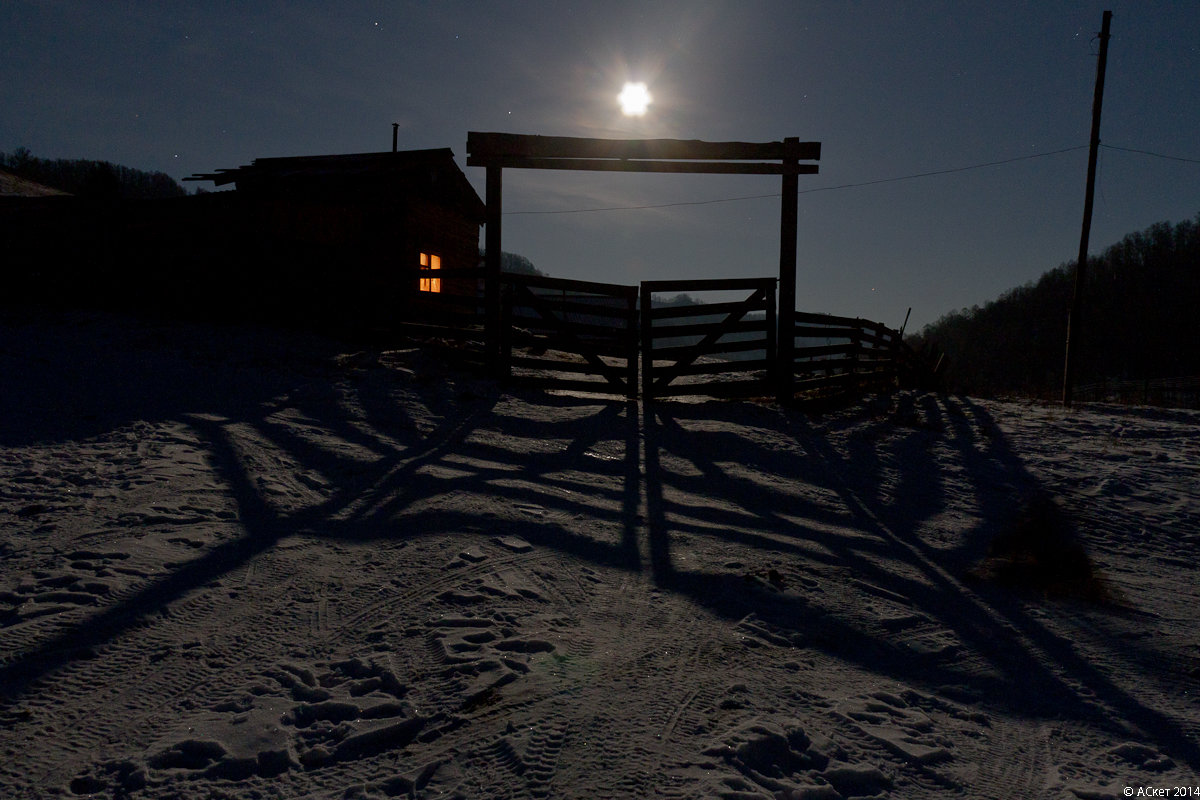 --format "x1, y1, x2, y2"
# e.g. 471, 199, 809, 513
790, 311, 905, 399
1074, 376, 1200, 409
395, 273, 918, 401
